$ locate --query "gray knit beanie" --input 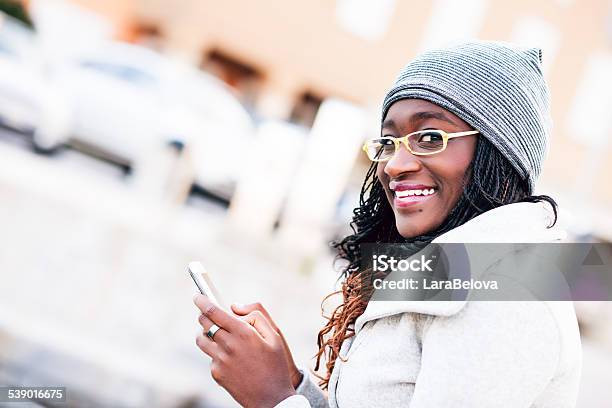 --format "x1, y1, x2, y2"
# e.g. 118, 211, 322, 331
382, 40, 551, 194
